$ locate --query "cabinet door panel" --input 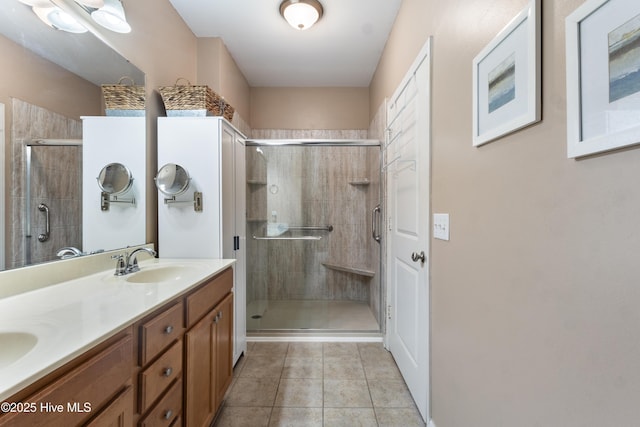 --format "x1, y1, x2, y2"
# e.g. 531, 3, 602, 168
85, 385, 133, 427
184, 310, 216, 427
0, 334, 132, 427
215, 293, 234, 405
